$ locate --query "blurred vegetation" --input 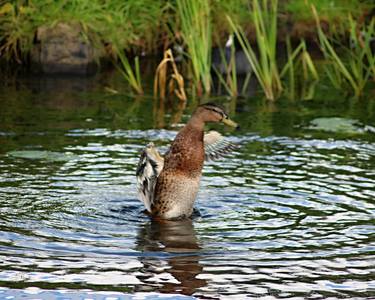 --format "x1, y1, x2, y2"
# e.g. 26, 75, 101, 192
283, 0, 370, 21
0, 0, 372, 60
176, 0, 212, 96
0, 0, 168, 61
0, 0, 374, 100
228, 0, 282, 101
